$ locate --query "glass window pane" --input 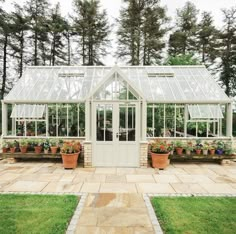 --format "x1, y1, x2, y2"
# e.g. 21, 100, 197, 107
68, 104, 78, 137
58, 104, 67, 137
147, 105, 154, 137
105, 105, 113, 141
165, 104, 174, 137
176, 105, 184, 137
48, 104, 57, 136
97, 105, 104, 141
37, 121, 46, 136
79, 104, 85, 137
154, 104, 164, 137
